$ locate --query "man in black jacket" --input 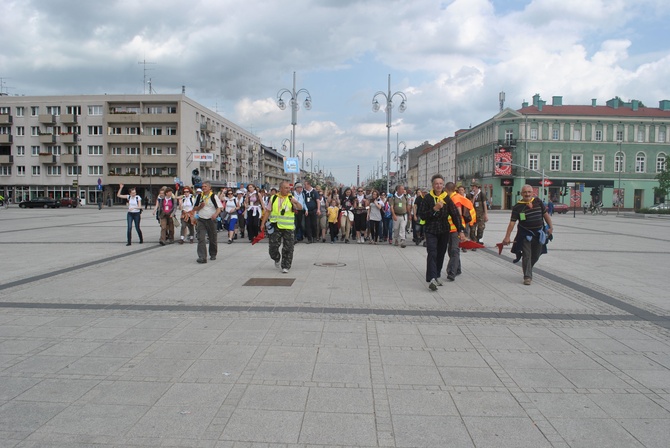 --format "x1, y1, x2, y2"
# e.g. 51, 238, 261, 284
418, 174, 466, 291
